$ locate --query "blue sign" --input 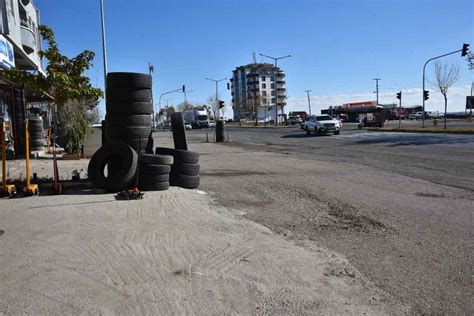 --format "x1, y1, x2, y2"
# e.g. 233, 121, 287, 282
0, 35, 15, 69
